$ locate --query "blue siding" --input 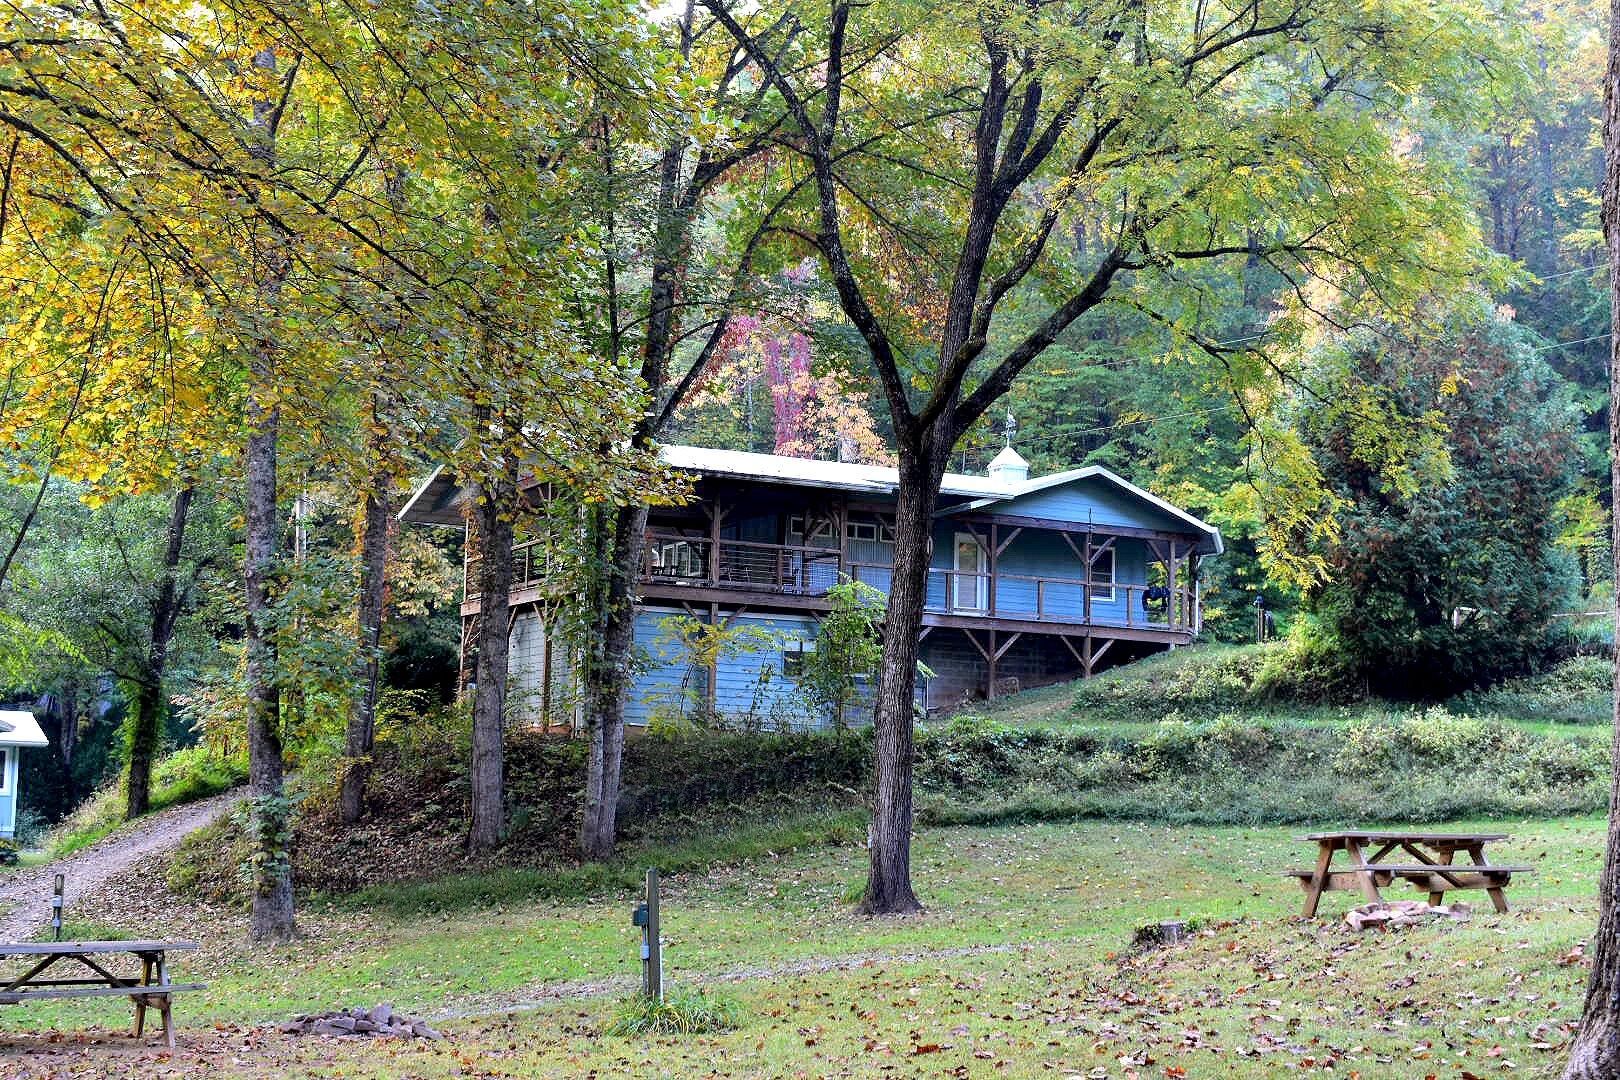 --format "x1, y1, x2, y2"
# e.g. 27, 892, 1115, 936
626, 607, 701, 726
994, 476, 1192, 535
0, 748, 17, 839
712, 613, 822, 727
627, 607, 827, 729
